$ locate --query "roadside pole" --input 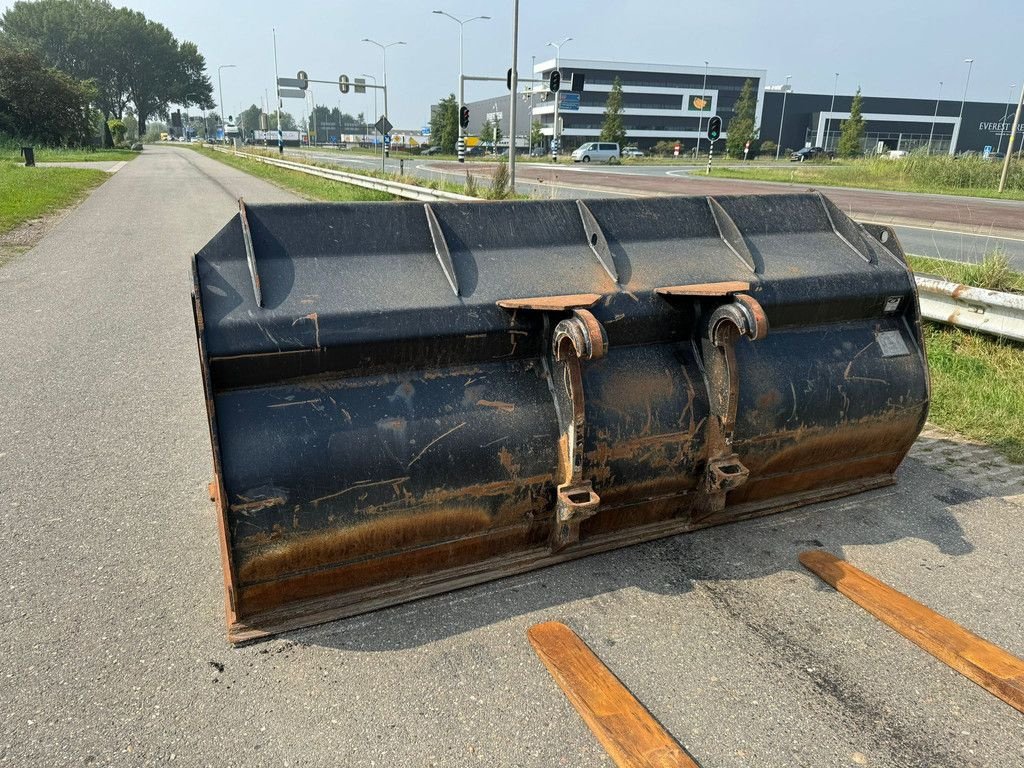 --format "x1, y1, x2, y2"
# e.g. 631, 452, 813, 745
998, 82, 1023, 193
273, 28, 283, 154
508, 0, 519, 192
